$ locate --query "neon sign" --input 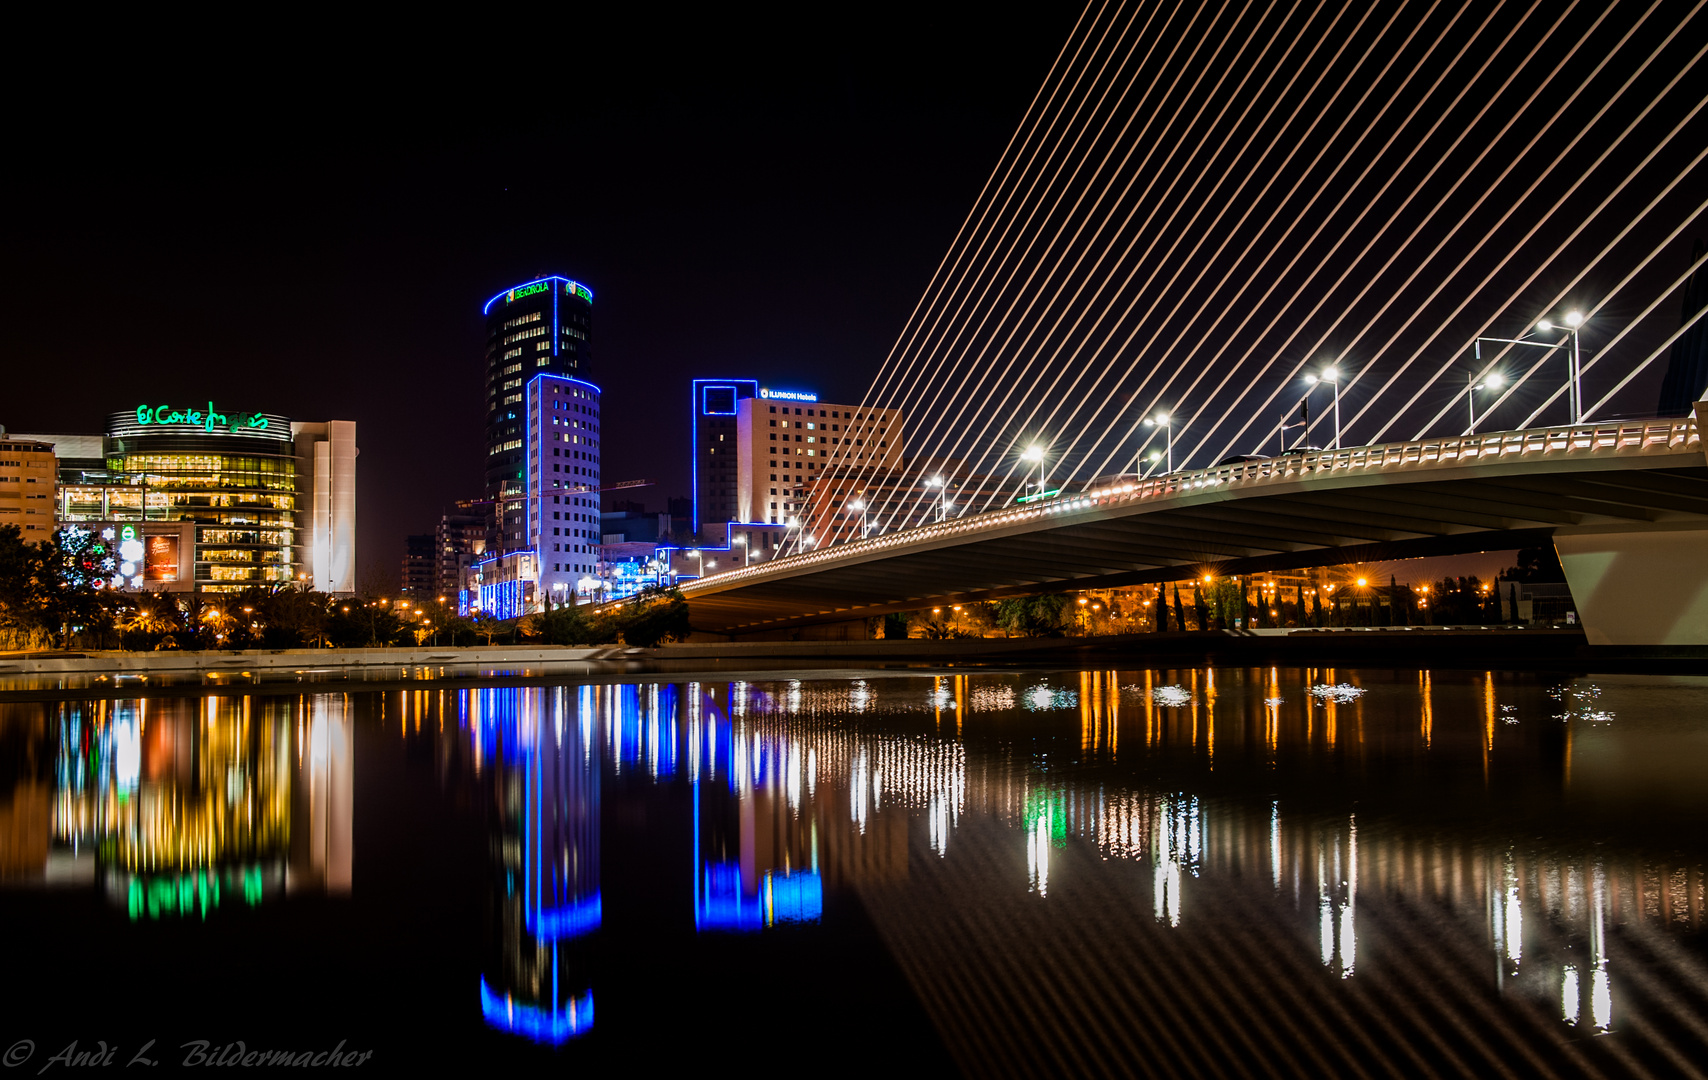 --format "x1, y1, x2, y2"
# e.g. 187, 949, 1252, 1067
508, 282, 551, 302
135, 403, 270, 435
760, 388, 818, 402
566, 282, 592, 303
1014, 488, 1062, 504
